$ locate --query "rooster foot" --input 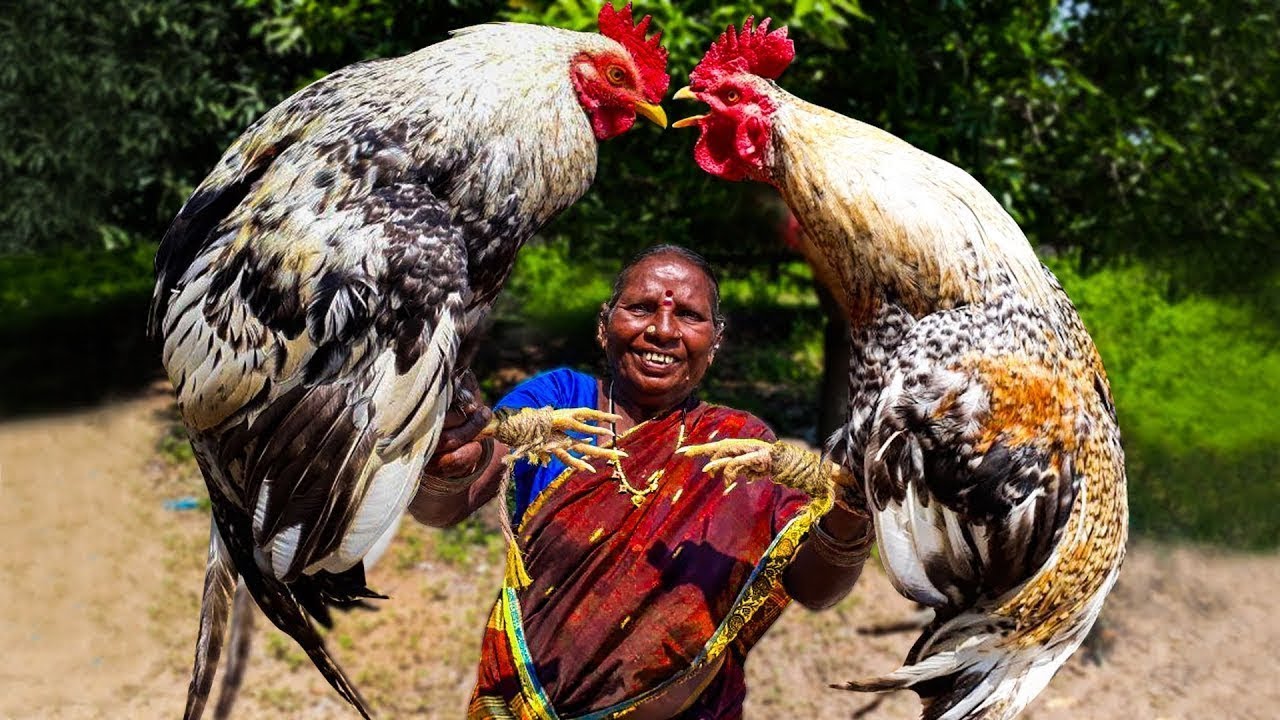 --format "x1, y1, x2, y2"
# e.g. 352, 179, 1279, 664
484, 406, 624, 473
679, 438, 836, 497
678, 438, 775, 485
